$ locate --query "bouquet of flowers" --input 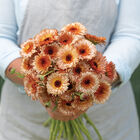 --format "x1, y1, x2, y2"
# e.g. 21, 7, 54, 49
12, 22, 117, 140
